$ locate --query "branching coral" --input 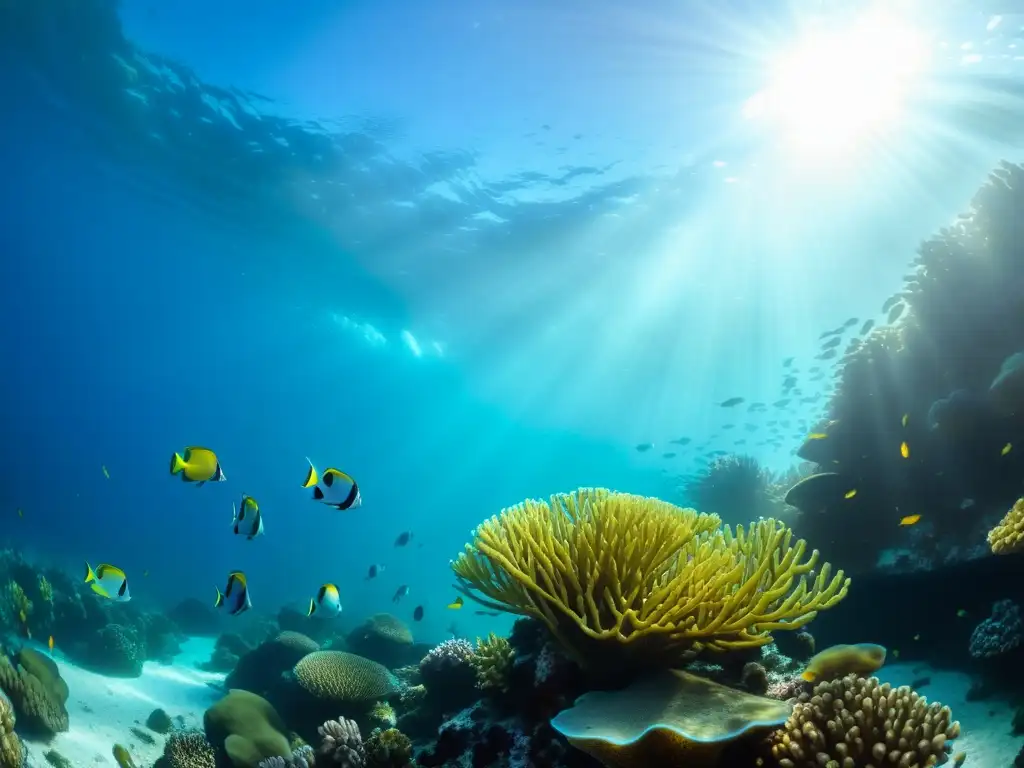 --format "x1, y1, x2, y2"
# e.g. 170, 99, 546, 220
452, 487, 850, 671
470, 633, 514, 692
767, 674, 960, 767
155, 730, 216, 768
367, 701, 396, 729
988, 497, 1024, 554
1, 581, 31, 628
0, 653, 69, 735
38, 576, 53, 604
317, 717, 365, 767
